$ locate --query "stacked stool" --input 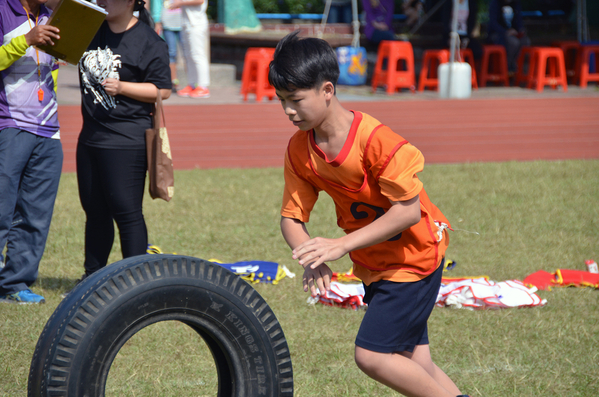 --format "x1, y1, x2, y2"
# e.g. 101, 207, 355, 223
240, 47, 276, 102
526, 47, 568, 92
371, 40, 416, 94
479, 45, 509, 87
575, 45, 599, 89
417, 49, 449, 91
552, 40, 581, 83
459, 48, 478, 89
